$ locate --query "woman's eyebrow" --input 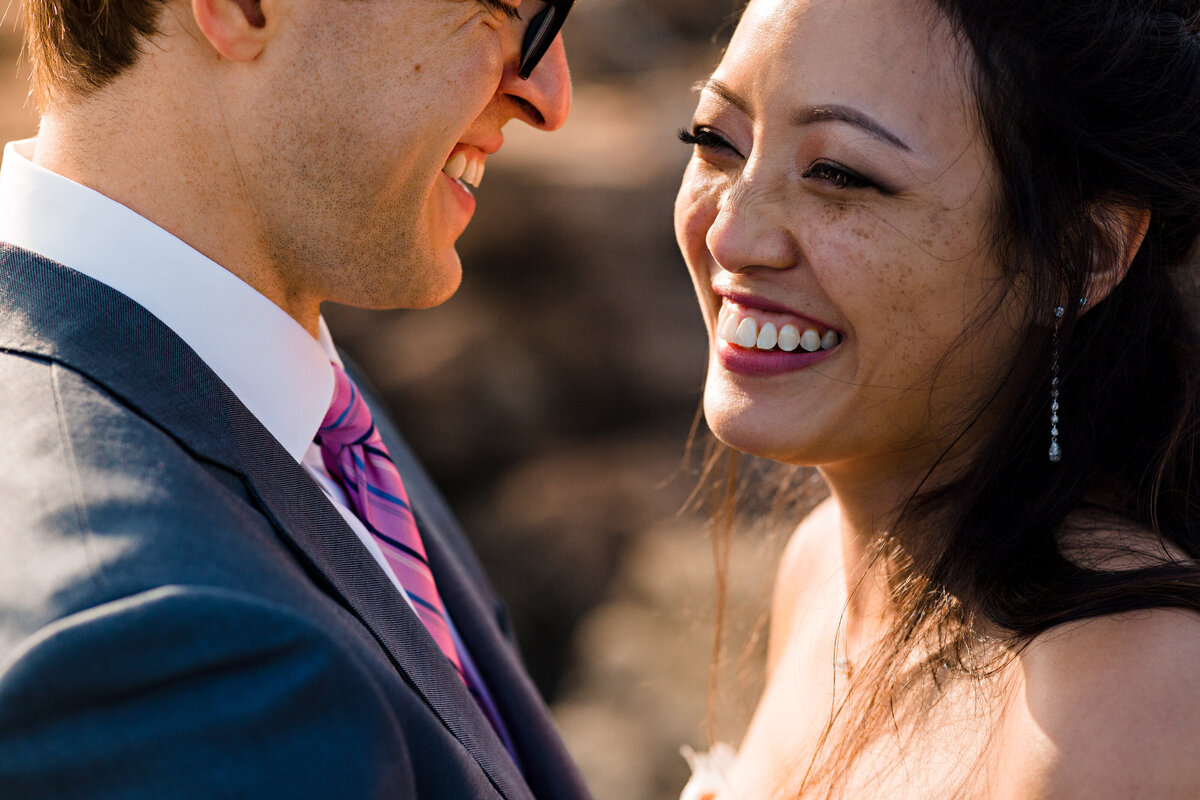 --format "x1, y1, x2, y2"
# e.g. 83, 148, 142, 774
792, 105, 911, 152
695, 79, 912, 153
694, 79, 752, 115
